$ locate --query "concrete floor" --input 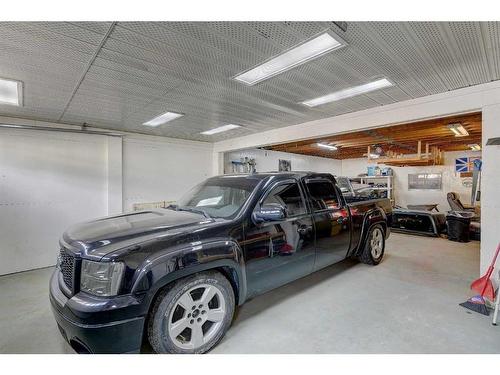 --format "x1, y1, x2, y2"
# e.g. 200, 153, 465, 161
0, 233, 498, 354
